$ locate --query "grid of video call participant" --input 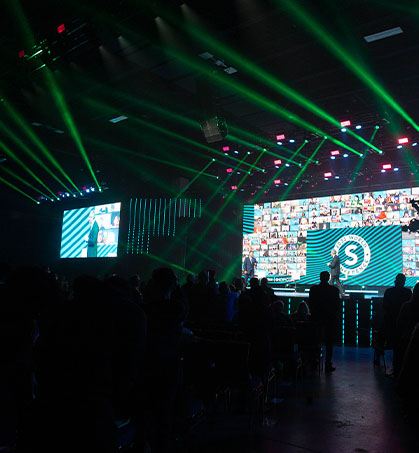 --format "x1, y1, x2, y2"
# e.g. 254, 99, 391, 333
242, 187, 419, 280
